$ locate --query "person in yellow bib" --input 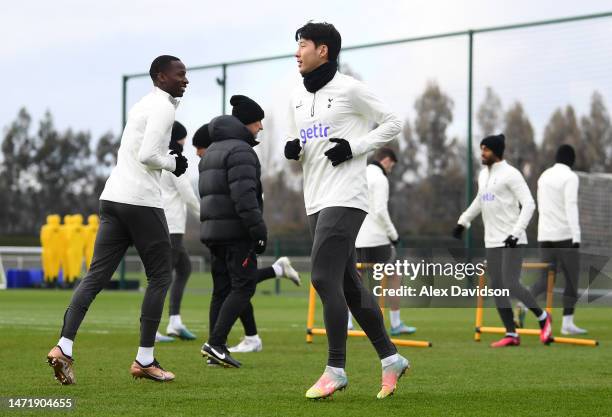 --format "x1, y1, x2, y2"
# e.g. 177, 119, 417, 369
41, 215, 63, 288
48, 215, 63, 287
60, 214, 86, 288
60, 215, 73, 287
67, 214, 86, 288
84, 215, 99, 271
41, 216, 53, 286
